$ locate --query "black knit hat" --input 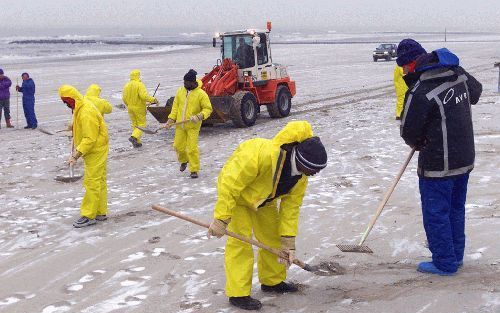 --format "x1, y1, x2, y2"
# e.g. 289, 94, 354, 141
295, 136, 327, 171
183, 69, 197, 82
